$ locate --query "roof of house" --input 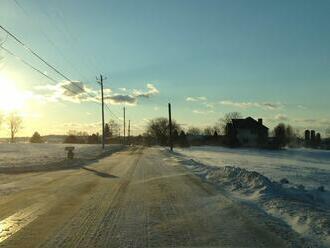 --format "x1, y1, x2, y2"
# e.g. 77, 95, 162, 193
232, 117, 268, 130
